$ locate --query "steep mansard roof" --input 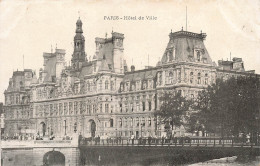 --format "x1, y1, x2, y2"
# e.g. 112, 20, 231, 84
122, 69, 157, 82
161, 31, 213, 65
